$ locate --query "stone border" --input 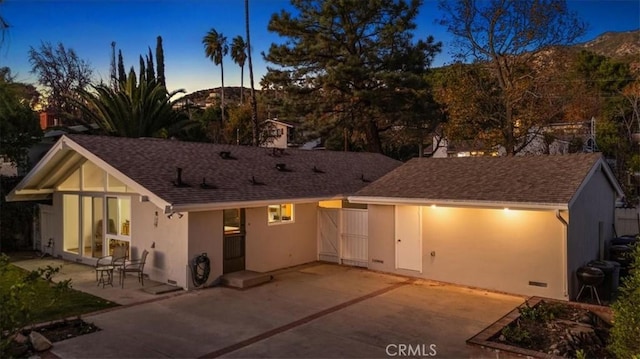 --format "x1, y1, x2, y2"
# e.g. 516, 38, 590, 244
466, 297, 612, 359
